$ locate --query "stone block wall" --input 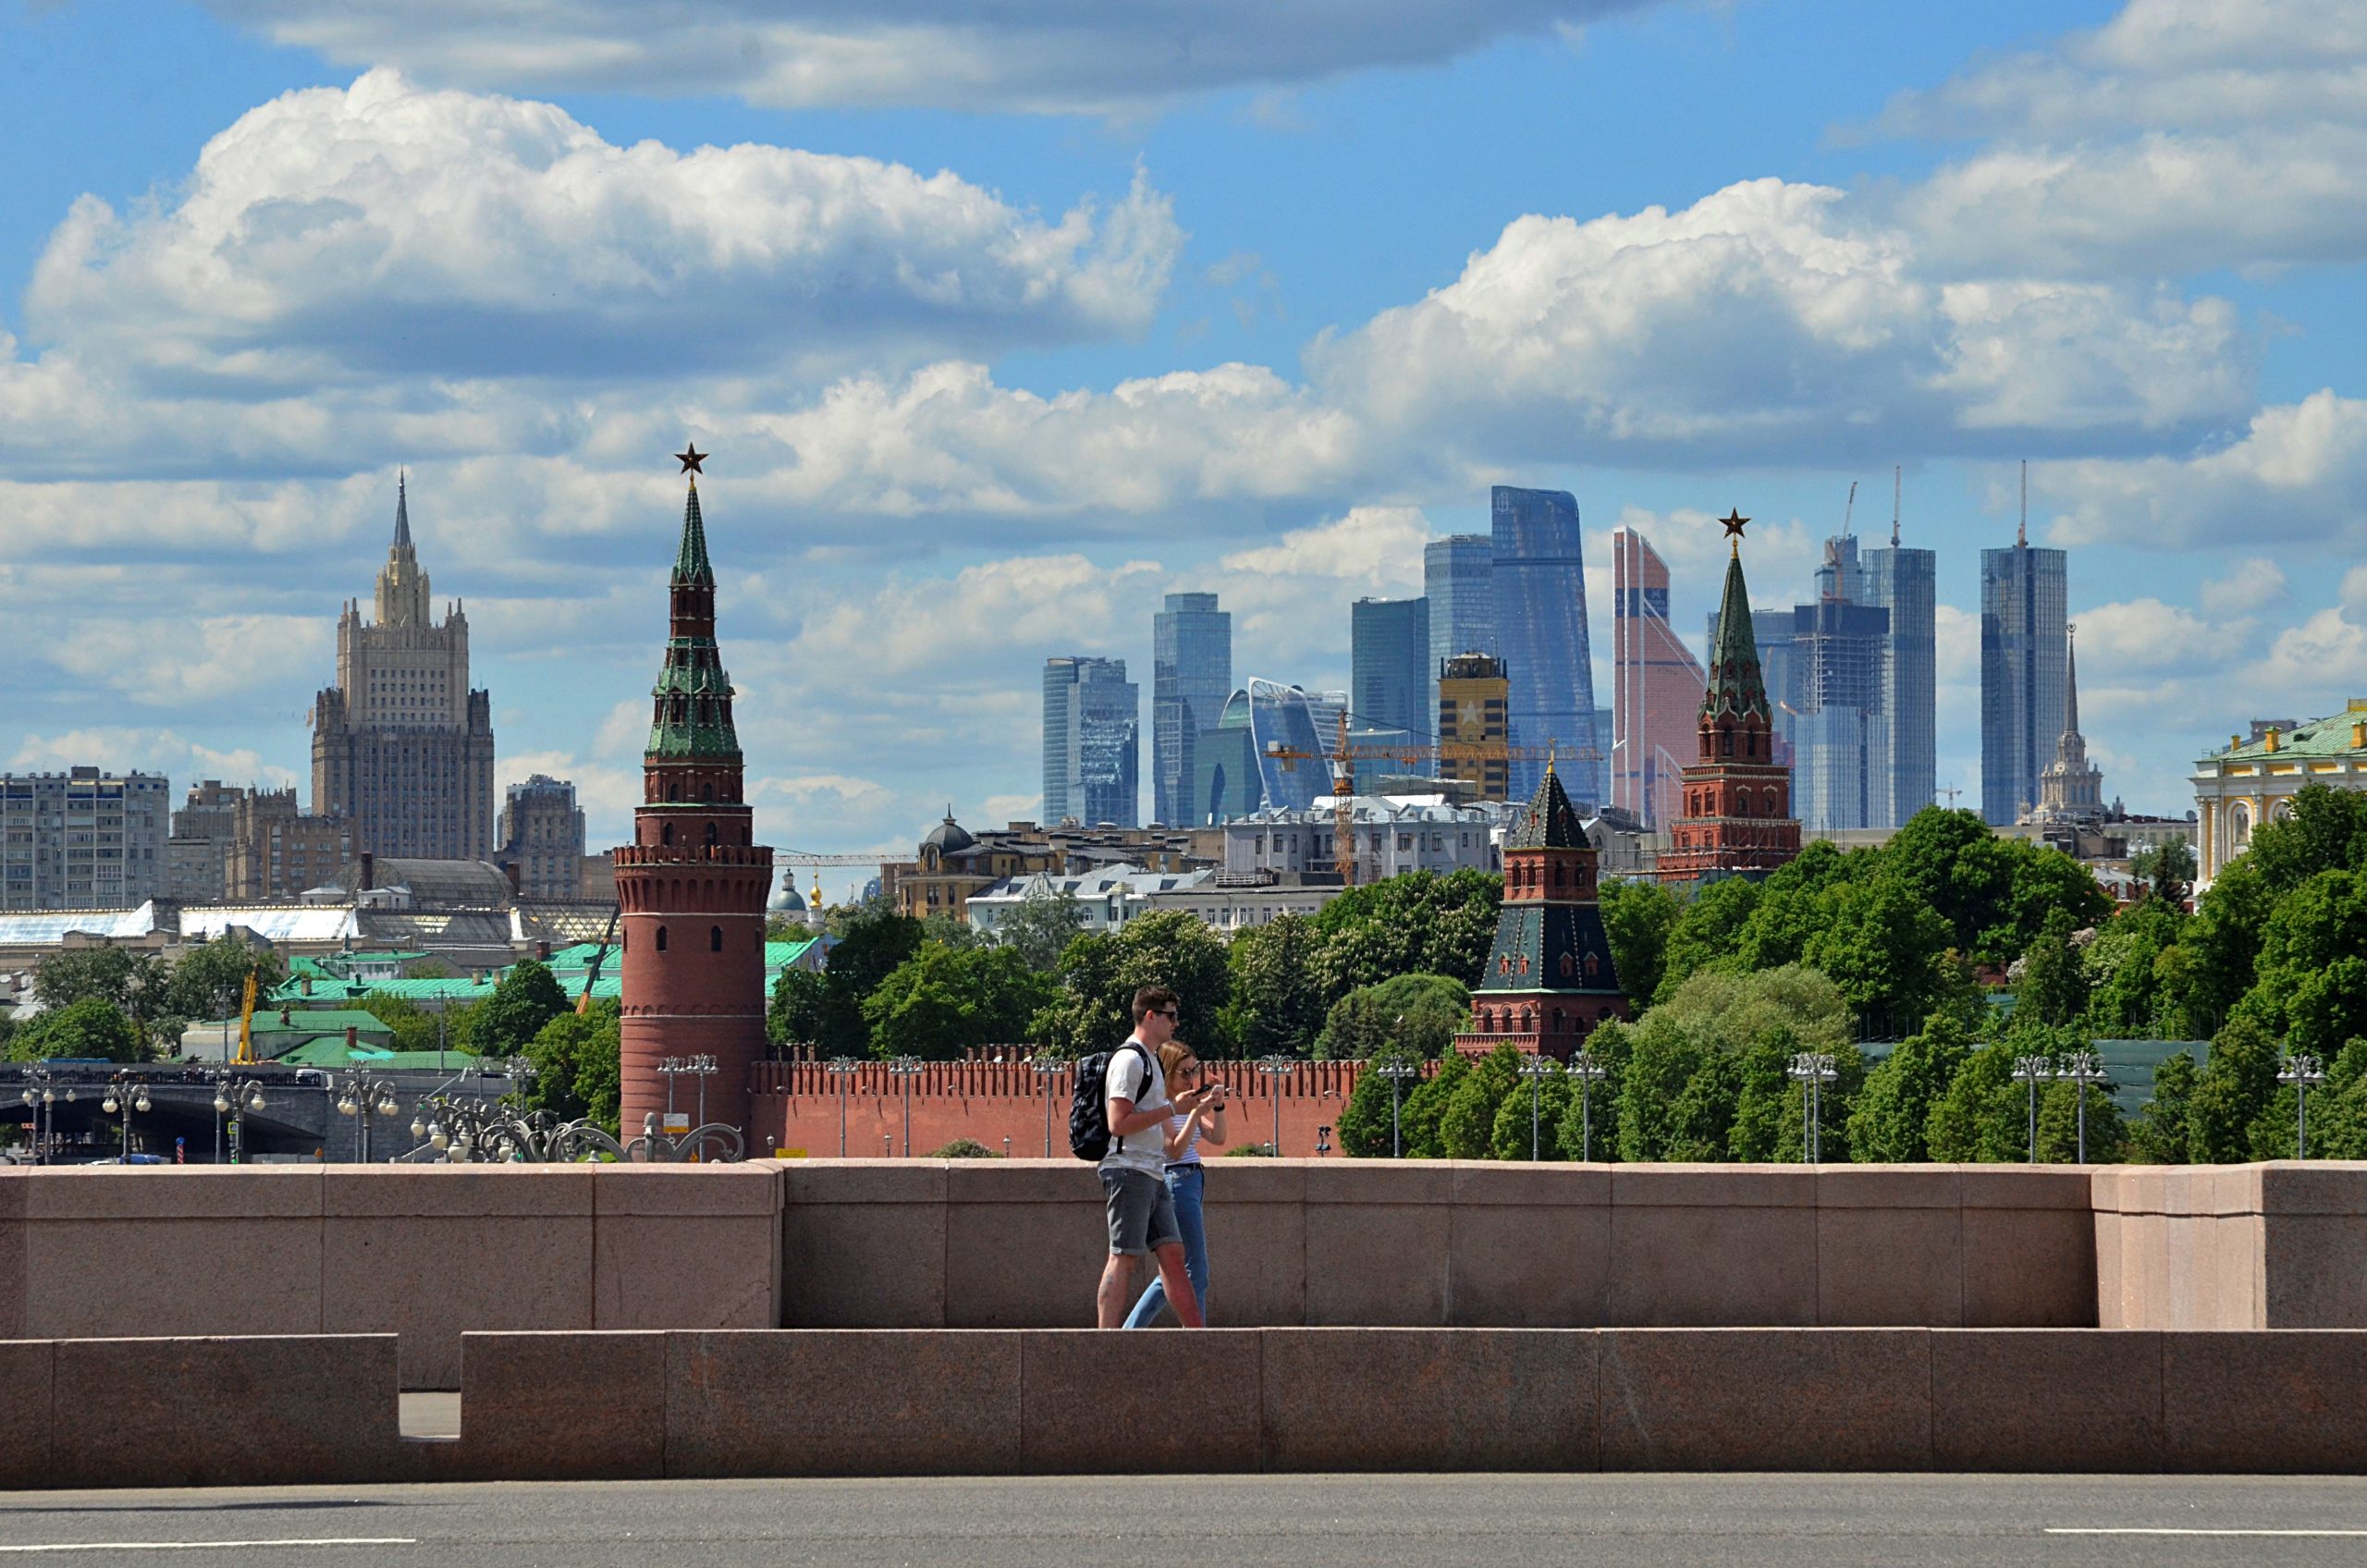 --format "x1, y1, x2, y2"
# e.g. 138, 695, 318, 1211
2094, 1163, 2367, 1329
779, 1160, 2098, 1330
